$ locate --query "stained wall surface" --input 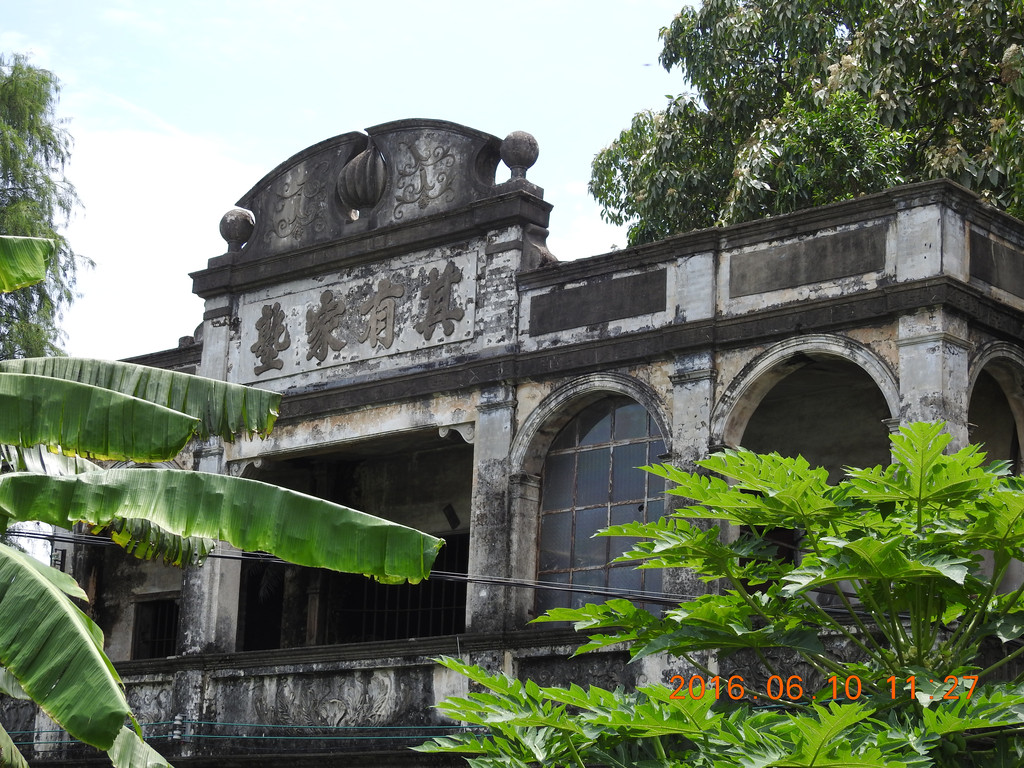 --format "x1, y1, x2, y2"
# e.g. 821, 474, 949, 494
10, 120, 1024, 767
